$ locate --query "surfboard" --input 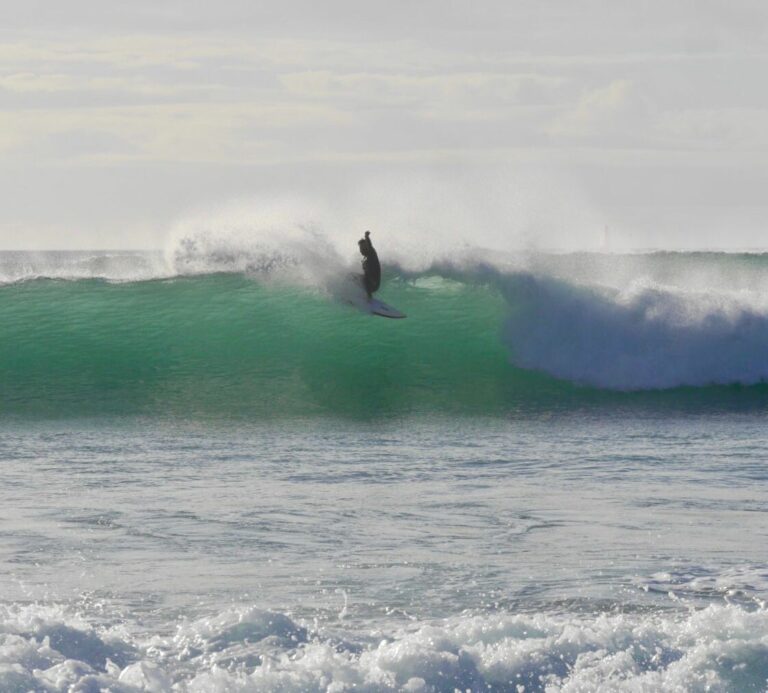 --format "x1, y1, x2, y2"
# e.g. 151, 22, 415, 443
341, 274, 406, 318
368, 298, 406, 319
